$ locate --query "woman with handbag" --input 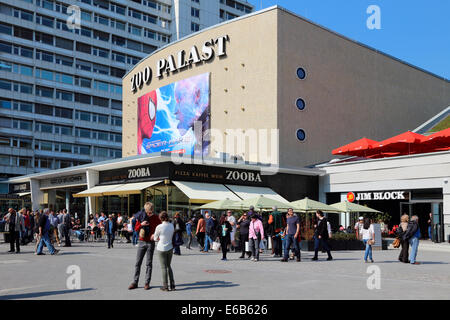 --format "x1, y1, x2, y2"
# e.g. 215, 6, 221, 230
218, 214, 232, 261
249, 215, 265, 262
397, 214, 410, 263
154, 211, 176, 291
361, 217, 375, 263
